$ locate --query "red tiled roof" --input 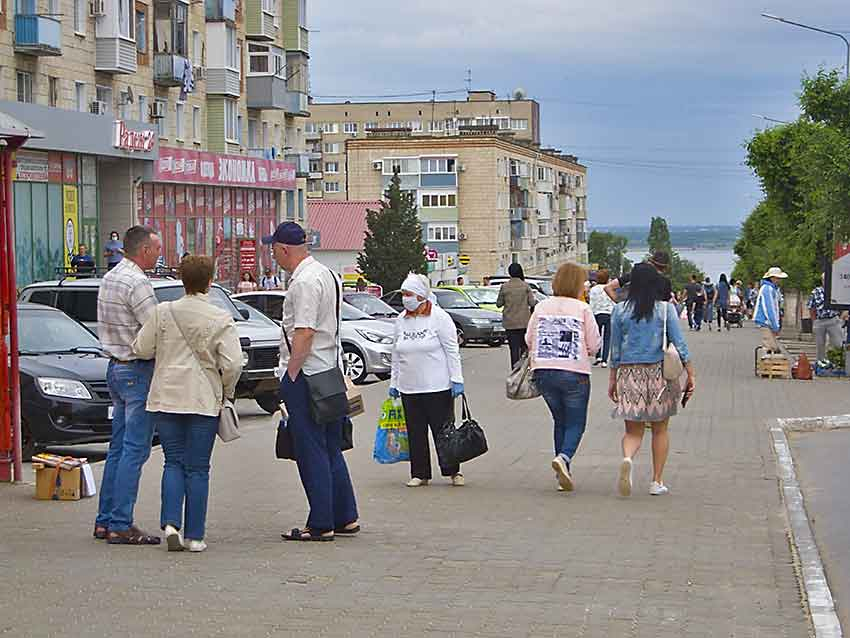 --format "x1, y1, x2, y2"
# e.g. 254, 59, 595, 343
308, 200, 382, 252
